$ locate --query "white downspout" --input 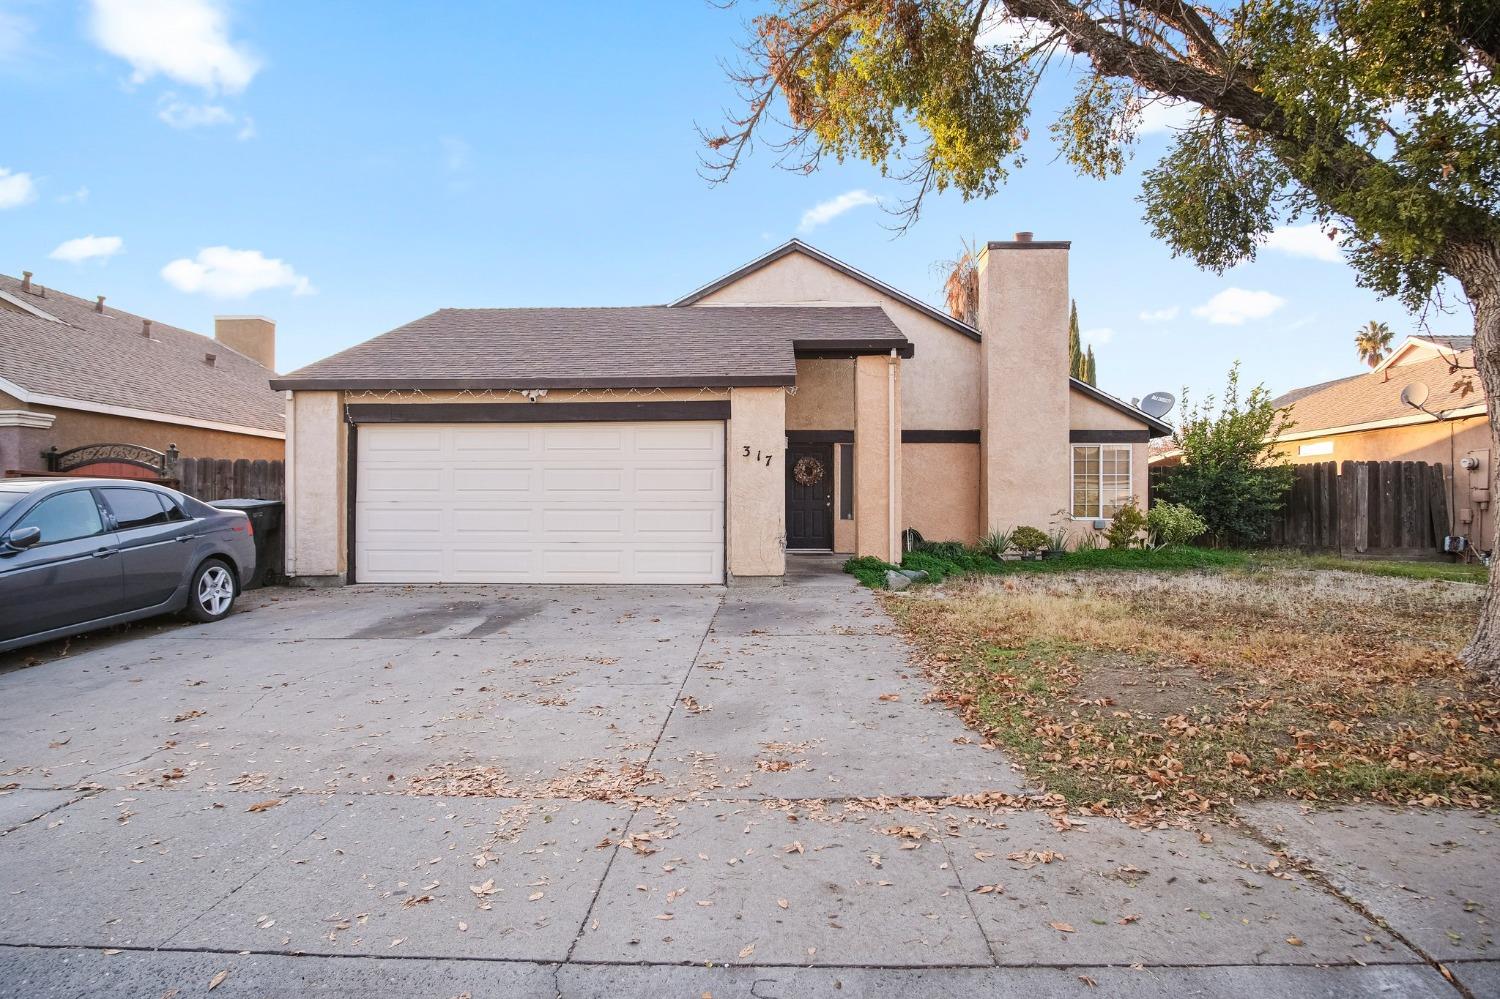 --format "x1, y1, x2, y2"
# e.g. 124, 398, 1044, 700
282, 391, 296, 578
888, 349, 898, 560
